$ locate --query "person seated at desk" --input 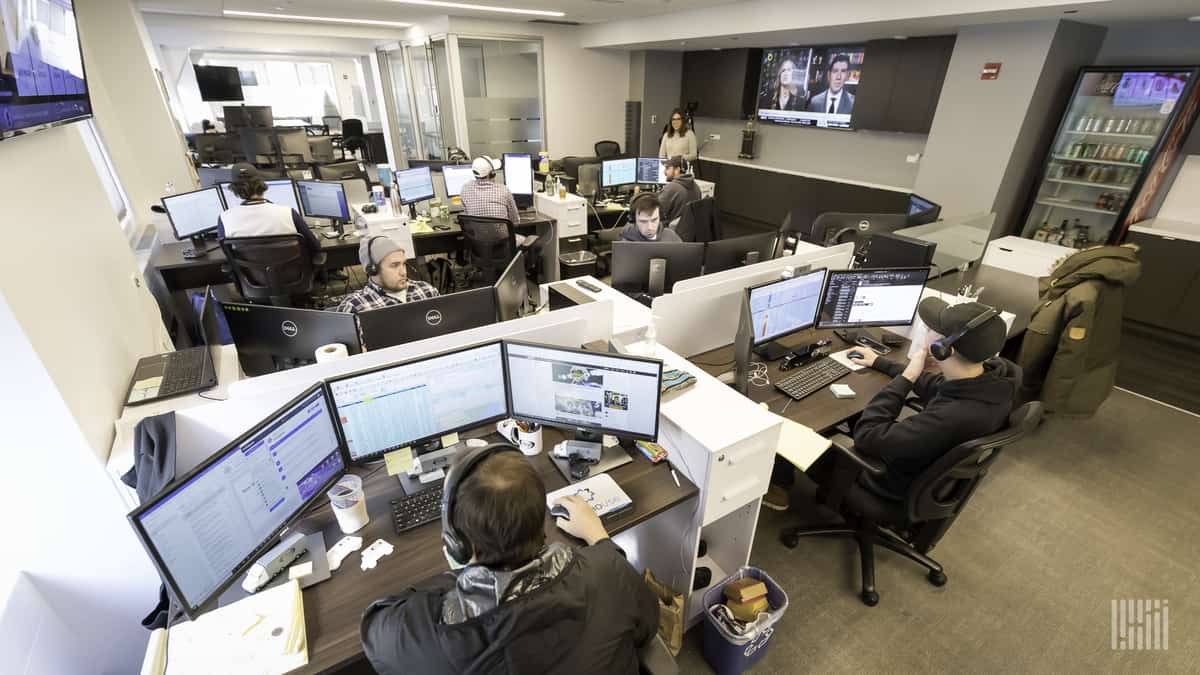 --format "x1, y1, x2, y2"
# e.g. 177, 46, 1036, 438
461, 155, 521, 224
765, 298, 1019, 510
334, 236, 438, 313
361, 447, 659, 675
657, 155, 701, 227
658, 108, 697, 161
619, 193, 682, 243
217, 163, 319, 252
